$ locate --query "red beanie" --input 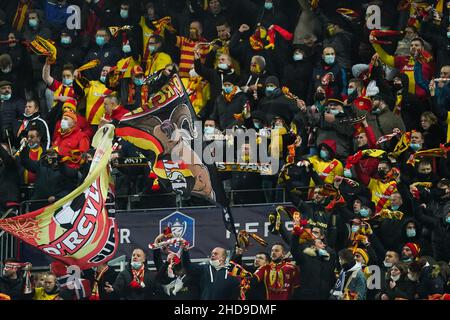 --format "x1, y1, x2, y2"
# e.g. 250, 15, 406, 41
405, 242, 421, 258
